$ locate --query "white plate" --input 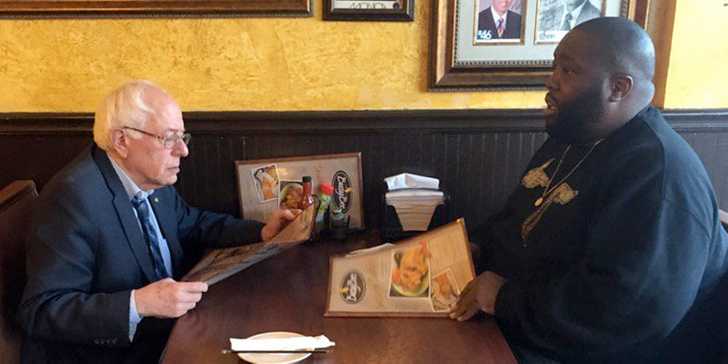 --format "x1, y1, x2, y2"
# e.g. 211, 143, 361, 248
238, 331, 311, 364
